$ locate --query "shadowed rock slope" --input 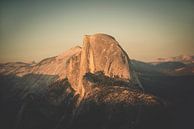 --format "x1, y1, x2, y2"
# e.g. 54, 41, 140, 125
0, 34, 164, 129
